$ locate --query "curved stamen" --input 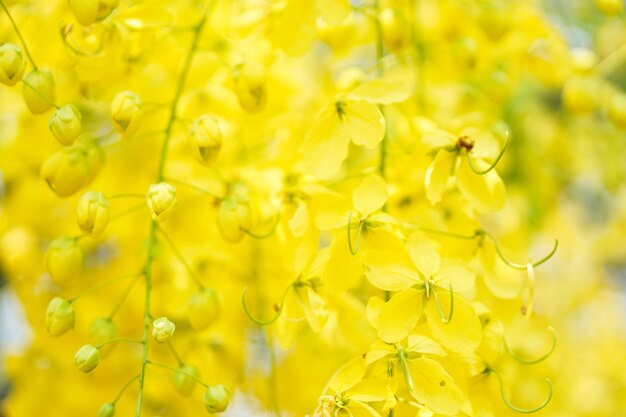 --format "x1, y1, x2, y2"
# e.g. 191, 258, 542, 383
241, 285, 292, 326
485, 233, 558, 271
466, 132, 509, 175
523, 263, 535, 317
431, 285, 454, 324
347, 211, 364, 256
494, 371, 553, 413
397, 348, 416, 393
504, 326, 557, 365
